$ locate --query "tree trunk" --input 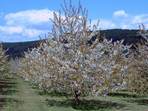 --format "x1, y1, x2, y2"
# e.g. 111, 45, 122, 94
74, 90, 81, 105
